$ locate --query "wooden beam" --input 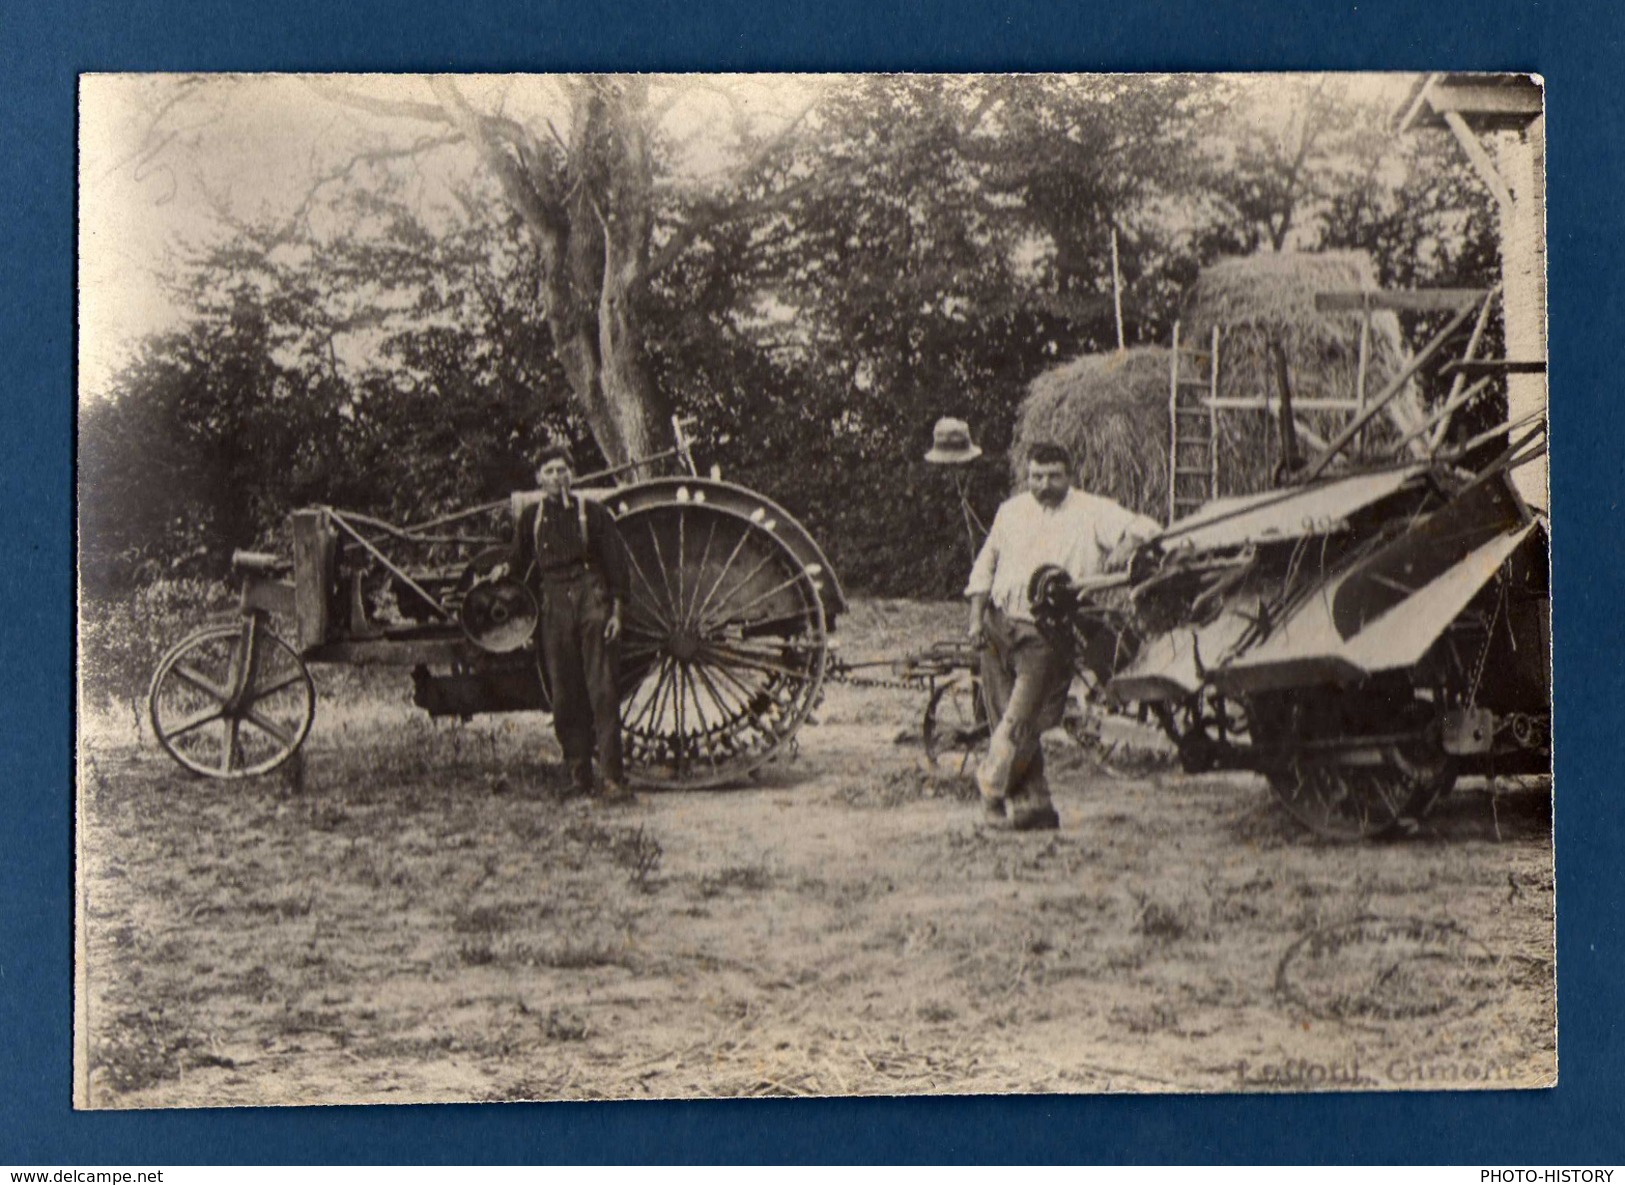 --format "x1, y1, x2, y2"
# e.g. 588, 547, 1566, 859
304, 636, 473, 668
290, 511, 336, 651
1315, 289, 1486, 313
1443, 110, 1516, 213
1429, 283, 1500, 450
1208, 324, 1220, 499
1205, 397, 1365, 411
1401, 375, 1496, 454
1452, 408, 1547, 460
1167, 321, 1181, 525
1439, 359, 1548, 377
1425, 82, 1543, 120
1395, 74, 1442, 135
